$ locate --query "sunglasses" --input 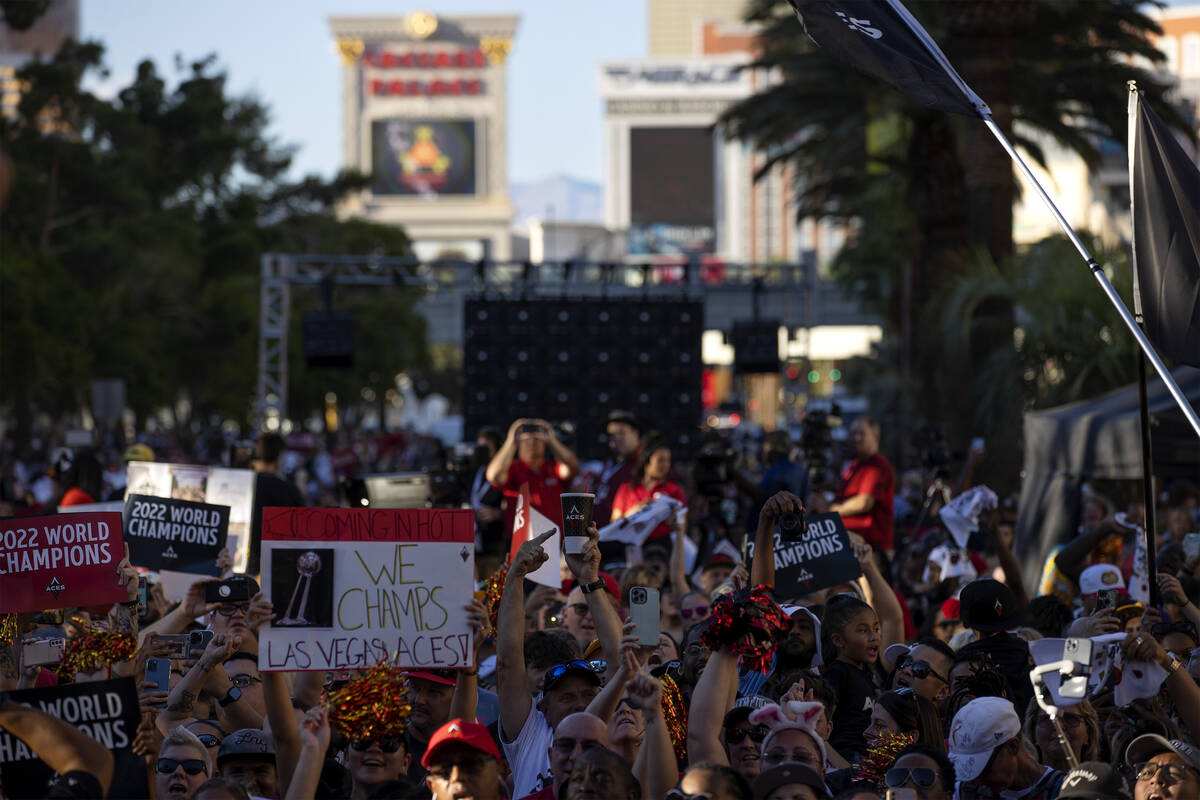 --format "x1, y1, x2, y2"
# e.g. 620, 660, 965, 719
680, 606, 710, 620
886, 767, 938, 789
544, 660, 595, 684
156, 758, 208, 776
351, 737, 403, 754
667, 791, 713, 800
900, 658, 947, 683
724, 726, 767, 745
193, 733, 222, 747
427, 754, 491, 781
615, 697, 640, 712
